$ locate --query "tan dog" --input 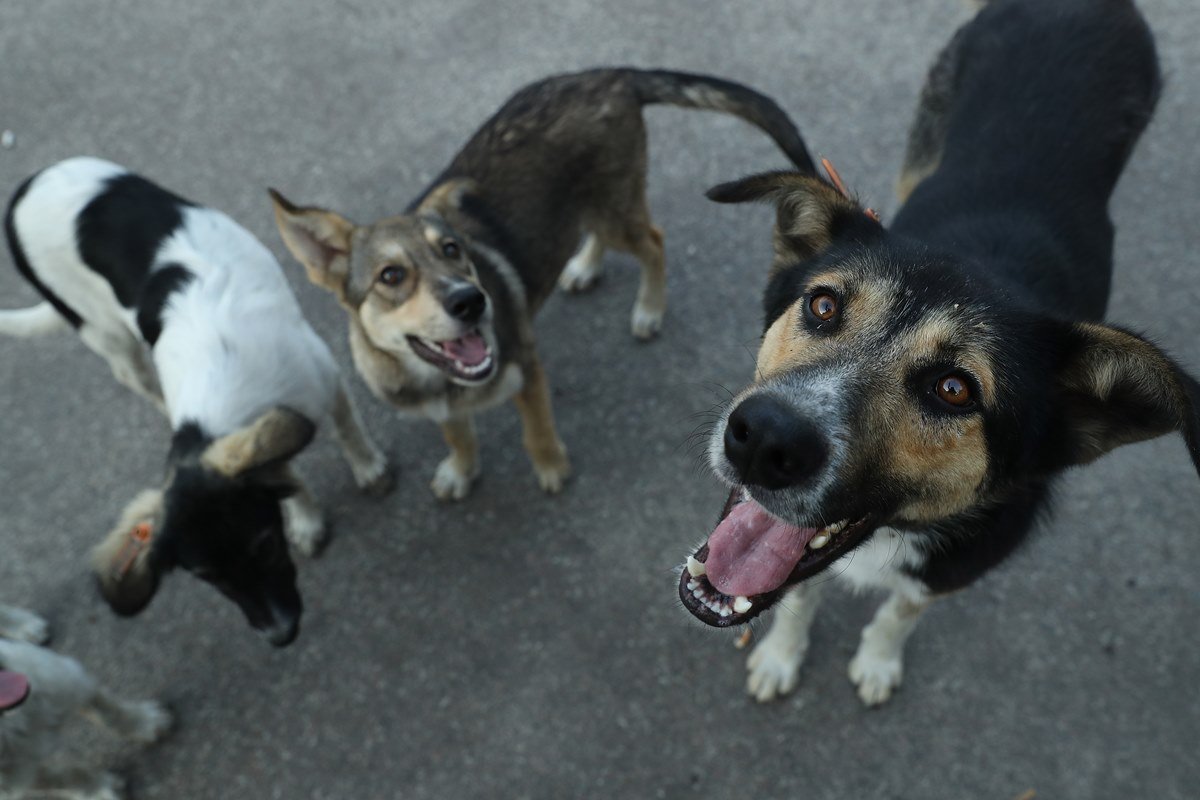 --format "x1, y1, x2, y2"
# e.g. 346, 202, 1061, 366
272, 67, 814, 499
